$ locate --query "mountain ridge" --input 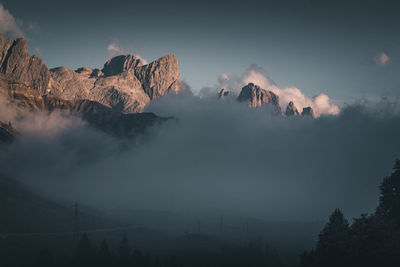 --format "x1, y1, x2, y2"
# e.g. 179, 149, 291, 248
0, 33, 317, 142
0, 34, 180, 137
0, 34, 180, 114
220, 84, 315, 117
